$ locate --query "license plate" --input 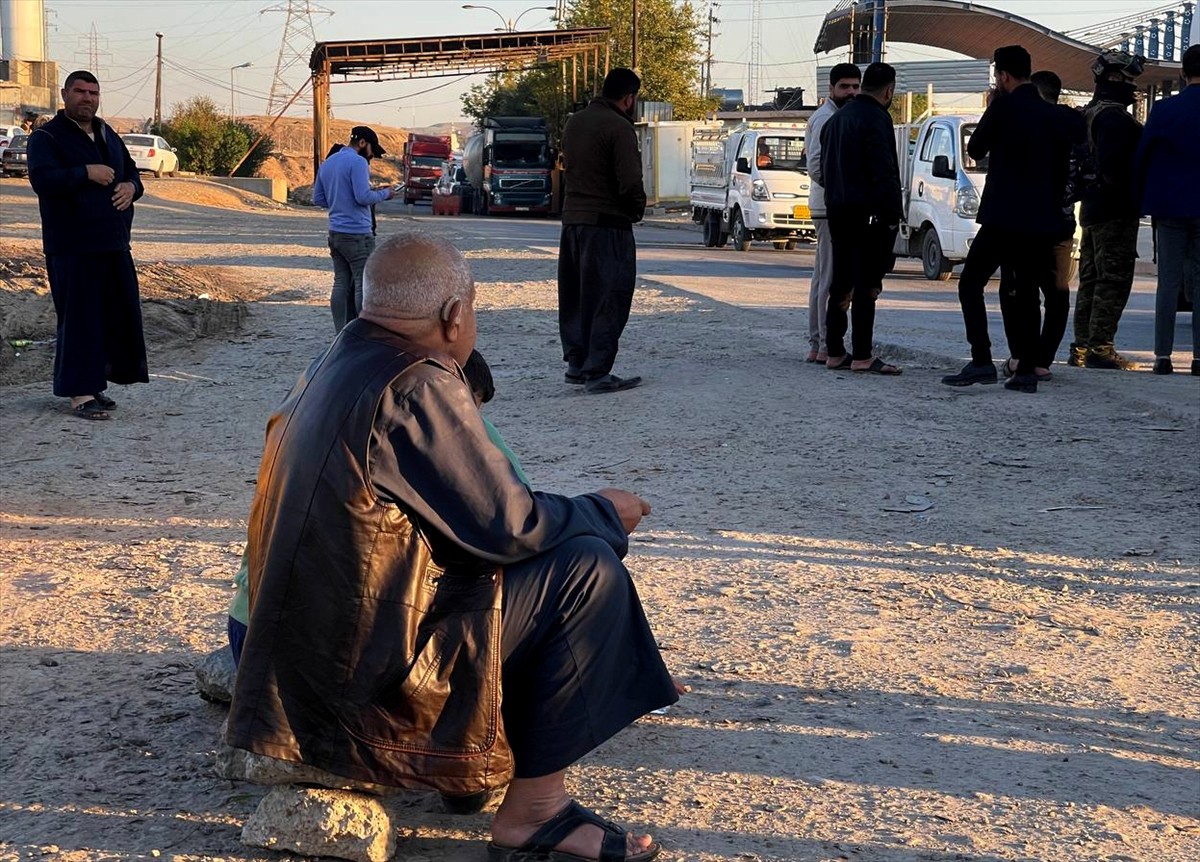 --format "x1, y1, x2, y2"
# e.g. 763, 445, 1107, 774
792, 205, 811, 219
515, 206, 529, 211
